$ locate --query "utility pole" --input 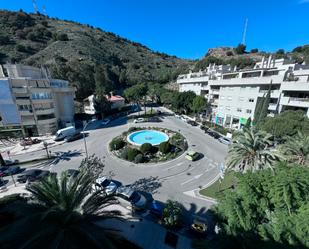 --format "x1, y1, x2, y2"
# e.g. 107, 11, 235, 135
32, 0, 38, 14
242, 18, 248, 45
